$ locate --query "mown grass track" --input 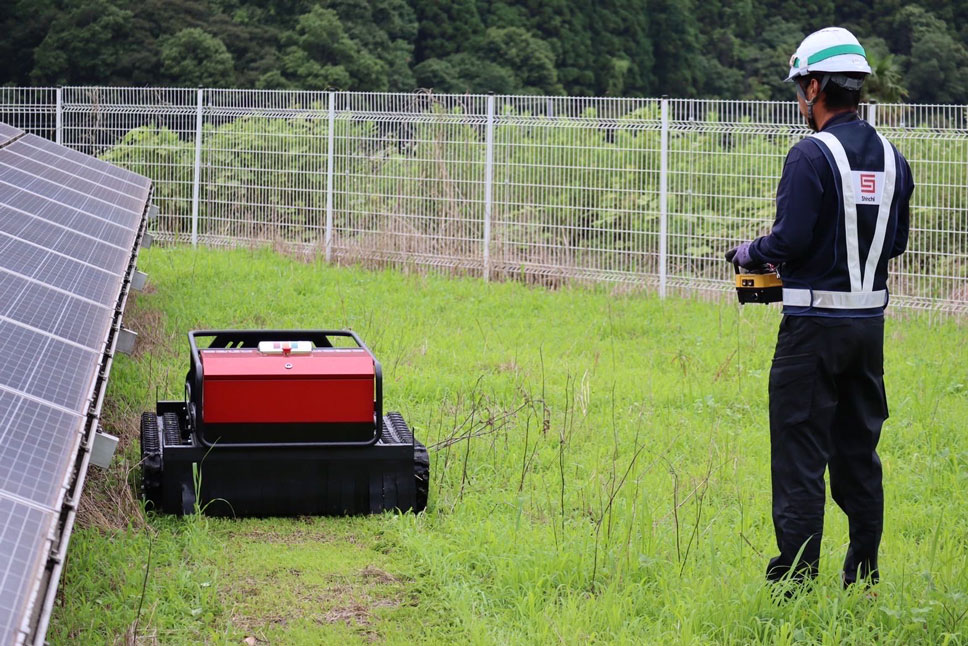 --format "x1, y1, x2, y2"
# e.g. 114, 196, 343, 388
50, 247, 967, 645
